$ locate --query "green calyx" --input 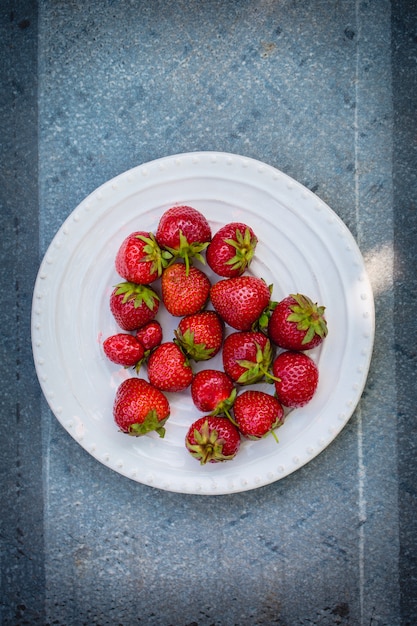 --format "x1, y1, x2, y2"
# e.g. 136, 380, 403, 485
115, 282, 160, 310
131, 349, 151, 375
162, 230, 209, 276
136, 232, 173, 277
255, 285, 277, 333
287, 293, 328, 345
186, 419, 234, 464
224, 227, 257, 272
210, 388, 237, 420
236, 339, 274, 385
127, 410, 167, 438
174, 328, 216, 362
